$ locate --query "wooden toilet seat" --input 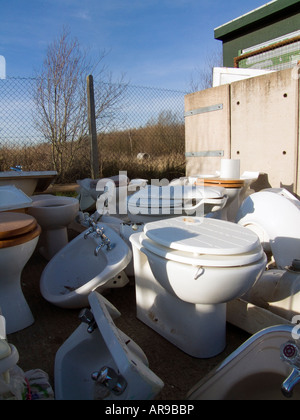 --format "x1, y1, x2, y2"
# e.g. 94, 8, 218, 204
195, 178, 245, 189
0, 212, 41, 249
